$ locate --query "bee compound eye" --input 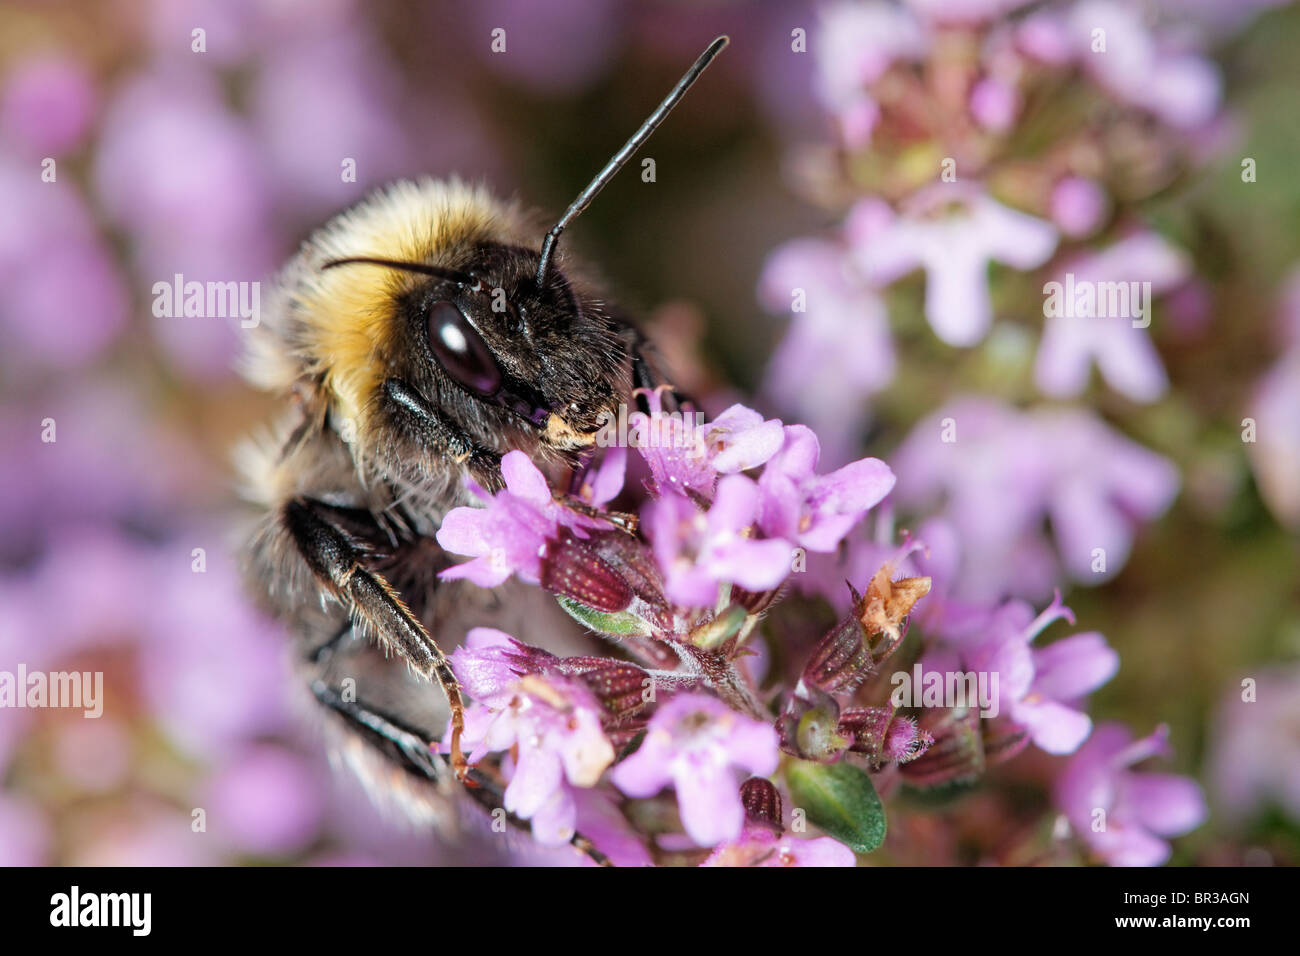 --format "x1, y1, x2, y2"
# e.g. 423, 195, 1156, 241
427, 300, 502, 396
